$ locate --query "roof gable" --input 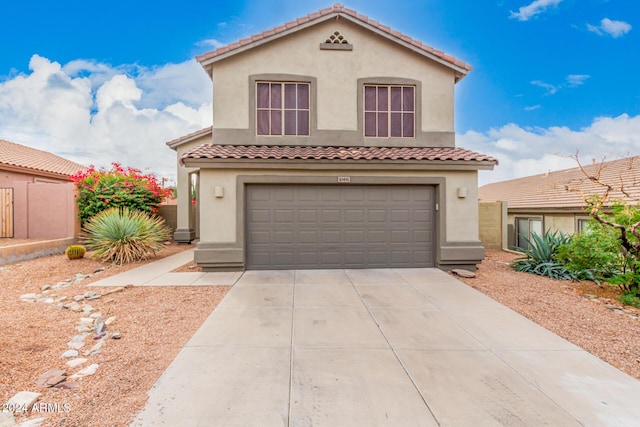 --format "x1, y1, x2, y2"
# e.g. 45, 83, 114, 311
479, 157, 640, 209
197, 3, 471, 81
0, 139, 86, 179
